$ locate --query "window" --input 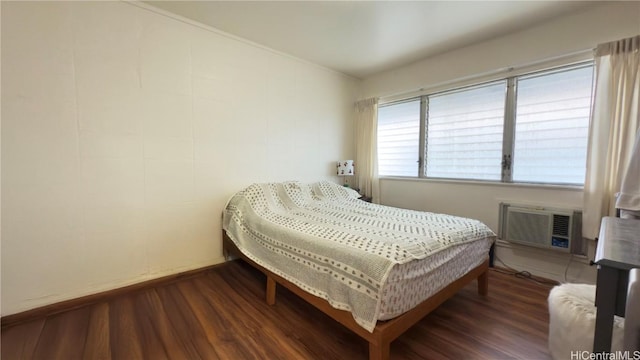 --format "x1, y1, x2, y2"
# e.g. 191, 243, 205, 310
377, 99, 420, 177
377, 62, 594, 185
427, 81, 506, 181
512, 66, 594, 184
